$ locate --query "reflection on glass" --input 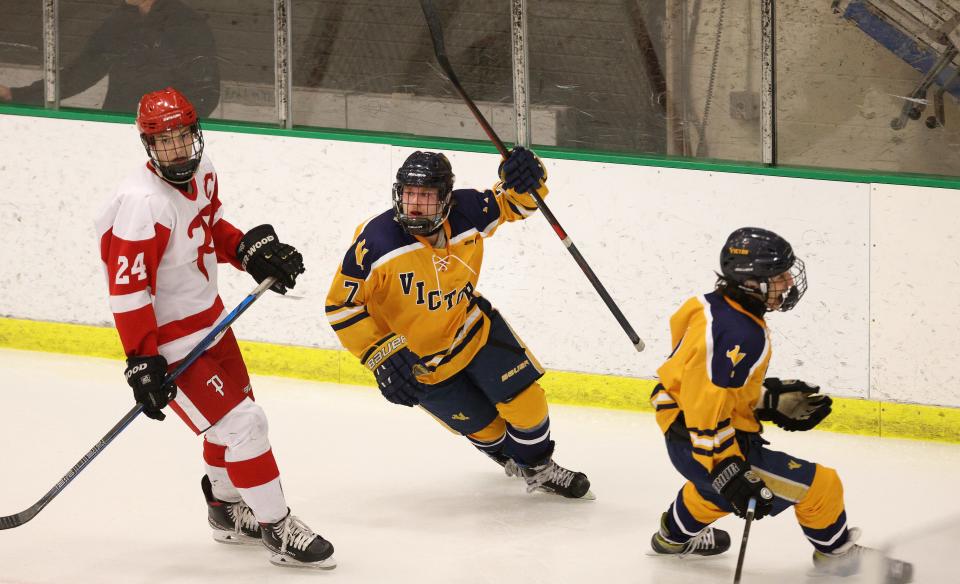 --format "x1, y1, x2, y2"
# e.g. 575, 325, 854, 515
207, 2, 276, 123
6, 1, 219, 116
288, 1, 761, 162
659, 0, 762, 161
779, 2, 960, 175
0, 1, 43, 106
530, 1, 669, 154
4, 0, 957, 176
291, 1, 514, 138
